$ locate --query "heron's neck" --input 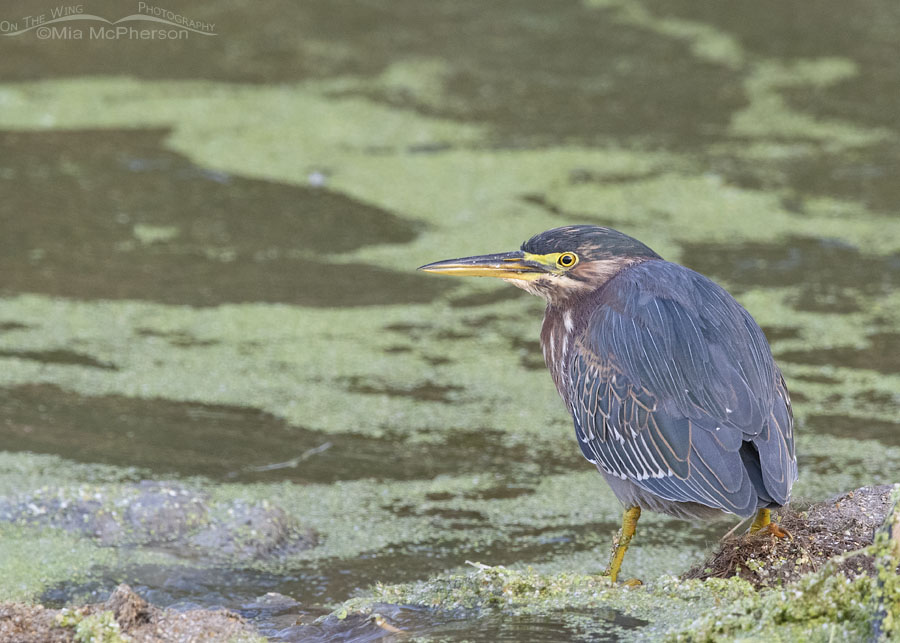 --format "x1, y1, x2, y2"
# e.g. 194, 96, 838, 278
540, 301, 583, 396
